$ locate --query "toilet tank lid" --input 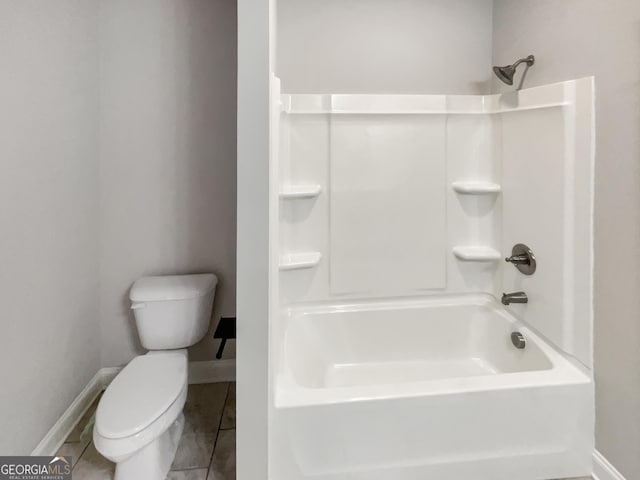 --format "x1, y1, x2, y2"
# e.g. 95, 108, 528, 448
130, 274, 217, 302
